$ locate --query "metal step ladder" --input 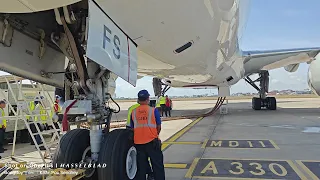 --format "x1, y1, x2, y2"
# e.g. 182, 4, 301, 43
0, 75, 62, 164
